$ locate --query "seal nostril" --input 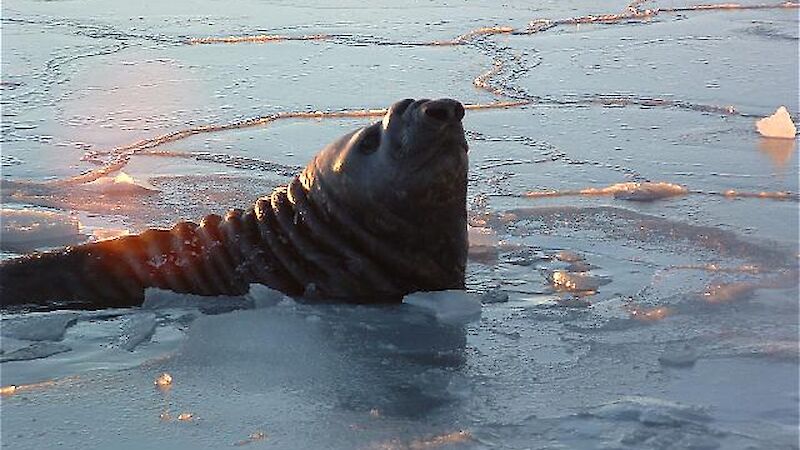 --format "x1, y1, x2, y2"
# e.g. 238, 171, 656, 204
424, 105, 451, 122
